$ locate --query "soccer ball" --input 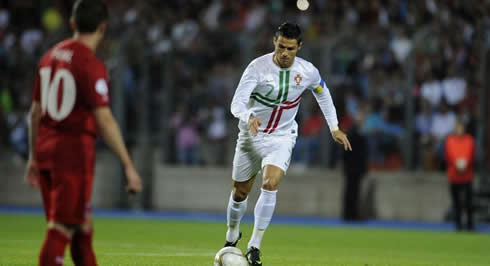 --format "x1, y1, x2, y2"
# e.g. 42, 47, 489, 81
214, 247, 248, 266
